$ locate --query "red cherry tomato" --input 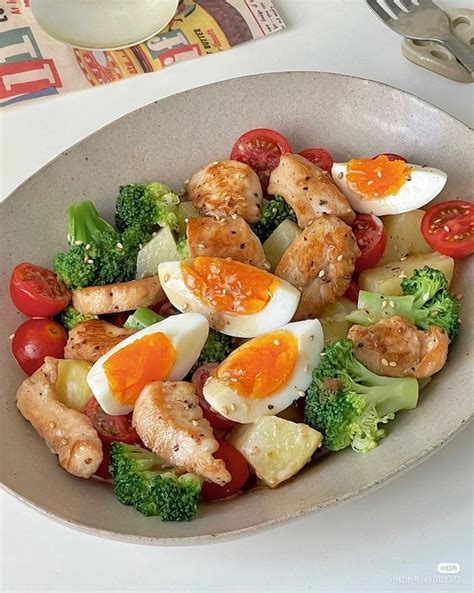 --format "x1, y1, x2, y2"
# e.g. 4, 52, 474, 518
10, 263, 71, 317
299, 148, 334, 173
192, 364, 236, 431
230, 128, 292, 192
104, 311, 130, 328
344, 279, 360, 303
150, 299, 179, 317
202, 440, 249, 501
372, 152, 408, 163
11, 319, 67, 375
94, 440, 112, 480
421, 200, 474, 258
352, 214, 387, 272
85, 397, 140, 444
